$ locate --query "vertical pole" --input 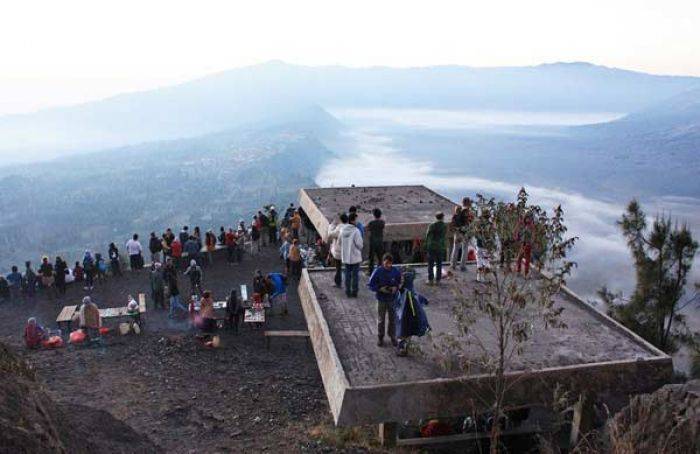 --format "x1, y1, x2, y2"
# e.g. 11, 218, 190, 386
570, 393, 594, 448
378, 422, 398, 447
